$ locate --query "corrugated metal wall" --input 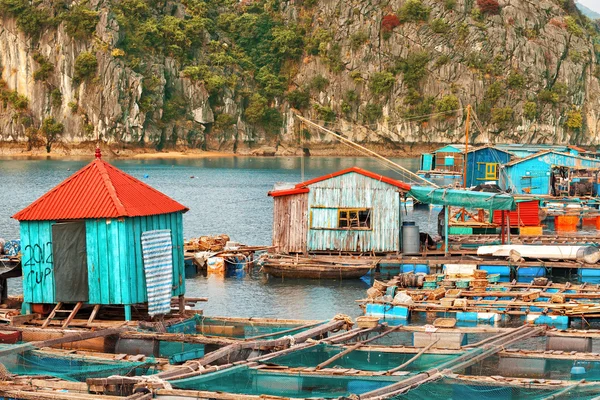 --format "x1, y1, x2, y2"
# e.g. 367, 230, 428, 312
272, 194, 308, 253
502, 153, 600, 195
492, 200, 540, 226
20, 212, 185, 305
306, 172, 400, 252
